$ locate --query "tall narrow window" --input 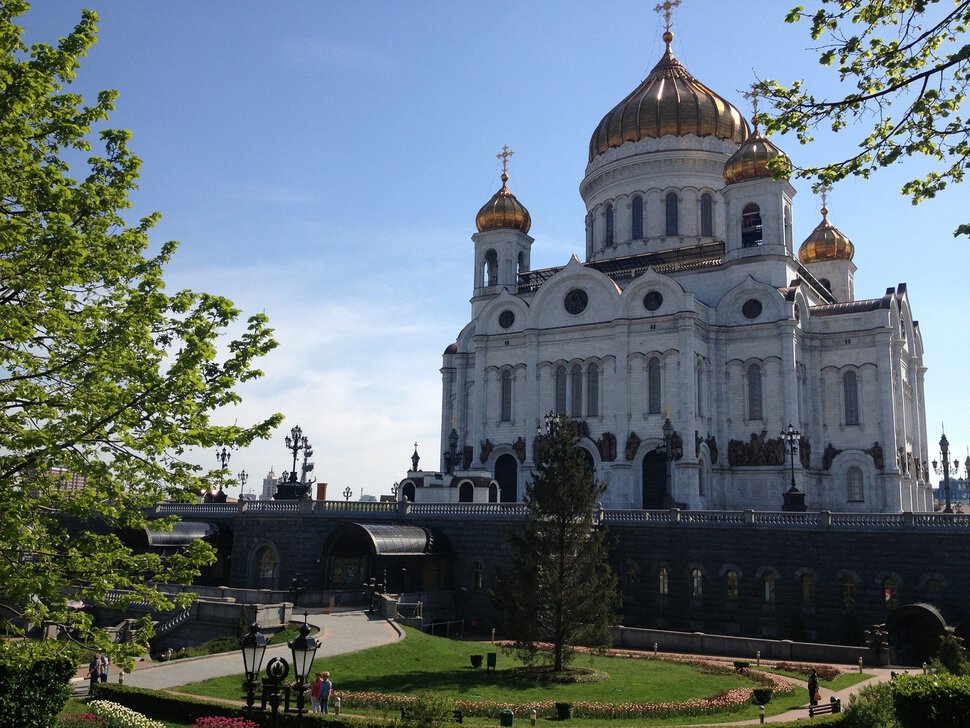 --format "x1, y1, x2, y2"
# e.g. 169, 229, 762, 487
747, 364, 763, 420
555, 365, 567, 414
695, 362, 704, 417
847, 467, 864, 502
665, 192, 679, 236
700, 193, 713, 236
586, 363, 600, 417
841, 575, 856, 608
484, 249, 498, 285
517, 252, 526, 278
726, 570, 739, 601
648, 357, 662, 414
691, 568, 704, 598
883, 578, 898, 610
459, 481, 474, 502
632, 195, 643, 239
763, 572, 775, 603
844, 371, 859, 425
500, 369, 512, 422
784, 205, 793, 250
605, 204, 614, 246
473, 563, 483, 590
801, 574, 815, 605
741, 204, 763, 246
570, 364, 583, 417
659, 567, 669, 596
